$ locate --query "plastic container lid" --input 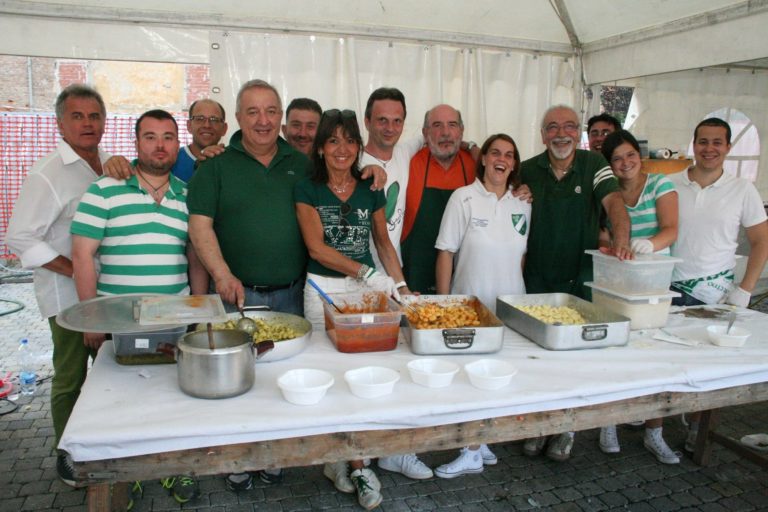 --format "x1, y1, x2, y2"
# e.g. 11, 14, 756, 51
585, 282, 680, 304
585, 250, 682, 265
